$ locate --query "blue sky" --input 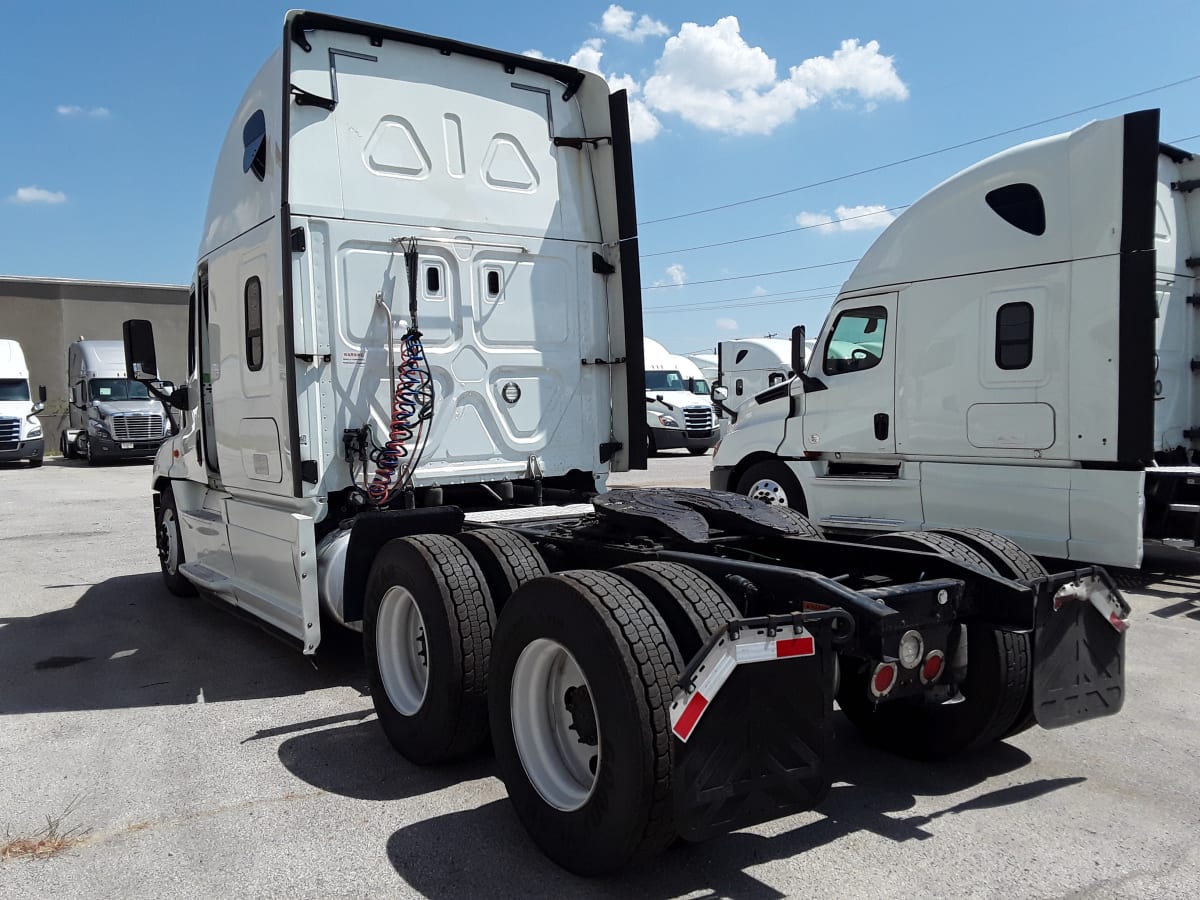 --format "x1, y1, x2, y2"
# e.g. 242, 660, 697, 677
2, 1, 1198, 356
